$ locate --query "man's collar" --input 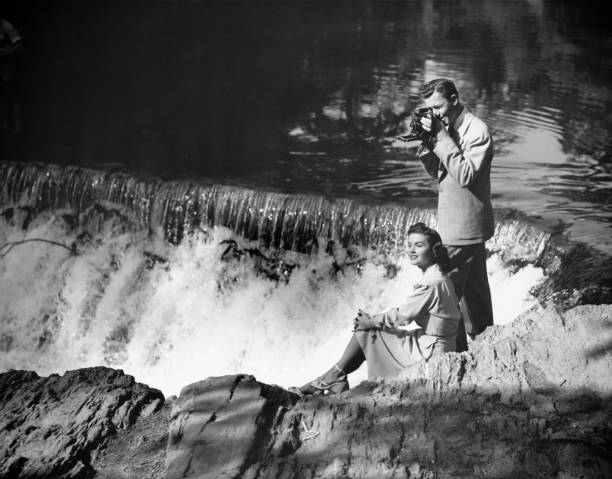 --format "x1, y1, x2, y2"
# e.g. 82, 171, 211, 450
451, 105, 467, 132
